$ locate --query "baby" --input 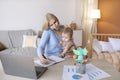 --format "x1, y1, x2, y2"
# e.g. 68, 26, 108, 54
59, 27, 76, 58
